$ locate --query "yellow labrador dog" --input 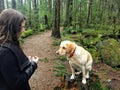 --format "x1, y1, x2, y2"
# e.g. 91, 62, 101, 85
56, 40, 93, 84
